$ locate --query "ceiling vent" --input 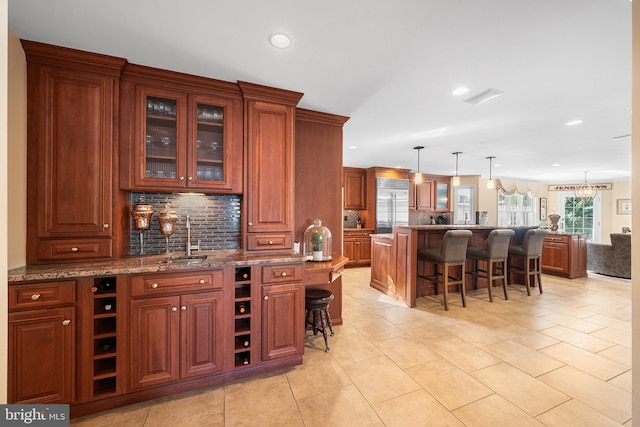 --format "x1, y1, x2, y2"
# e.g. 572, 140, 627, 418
463, 88, 504, 106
